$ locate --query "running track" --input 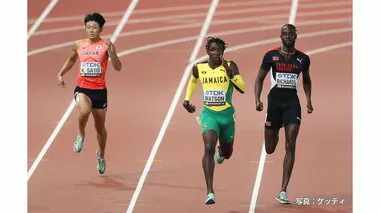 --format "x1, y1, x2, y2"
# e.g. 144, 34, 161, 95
28, 0, 352, 212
